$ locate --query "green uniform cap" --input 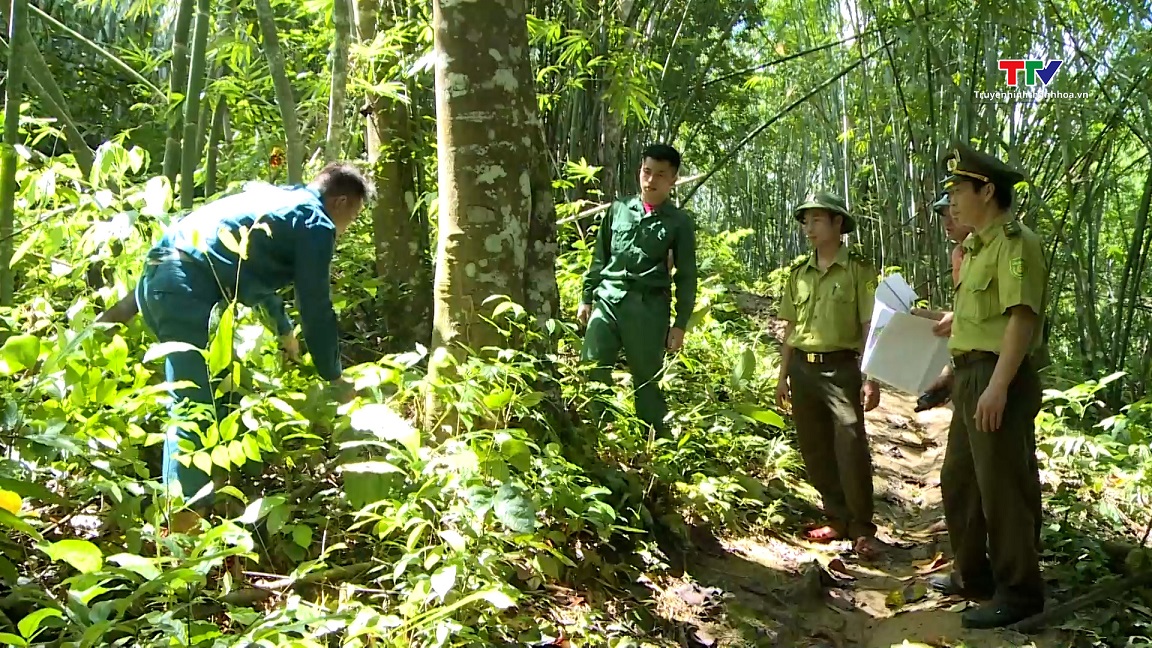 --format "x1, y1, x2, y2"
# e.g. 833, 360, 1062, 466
794, 190, 856, 234
941, 142, 1026, 189
931, 194, 950, 214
